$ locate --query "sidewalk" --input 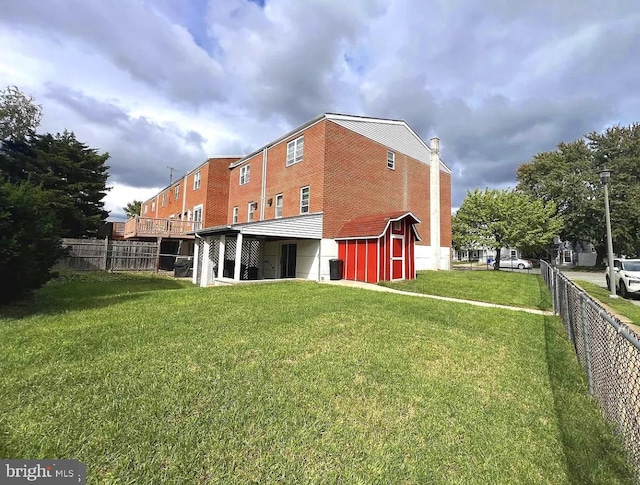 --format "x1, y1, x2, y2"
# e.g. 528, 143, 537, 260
319, 279, 553, 316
